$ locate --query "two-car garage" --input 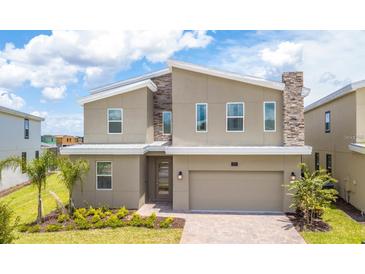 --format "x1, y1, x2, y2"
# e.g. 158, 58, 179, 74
189, 171, 283, 212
